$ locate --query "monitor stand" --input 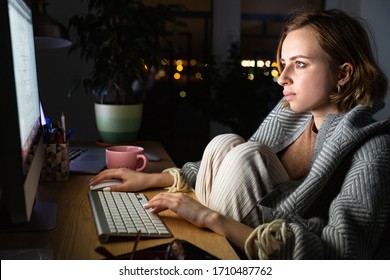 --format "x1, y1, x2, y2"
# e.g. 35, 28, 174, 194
0, 202, 57, 232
